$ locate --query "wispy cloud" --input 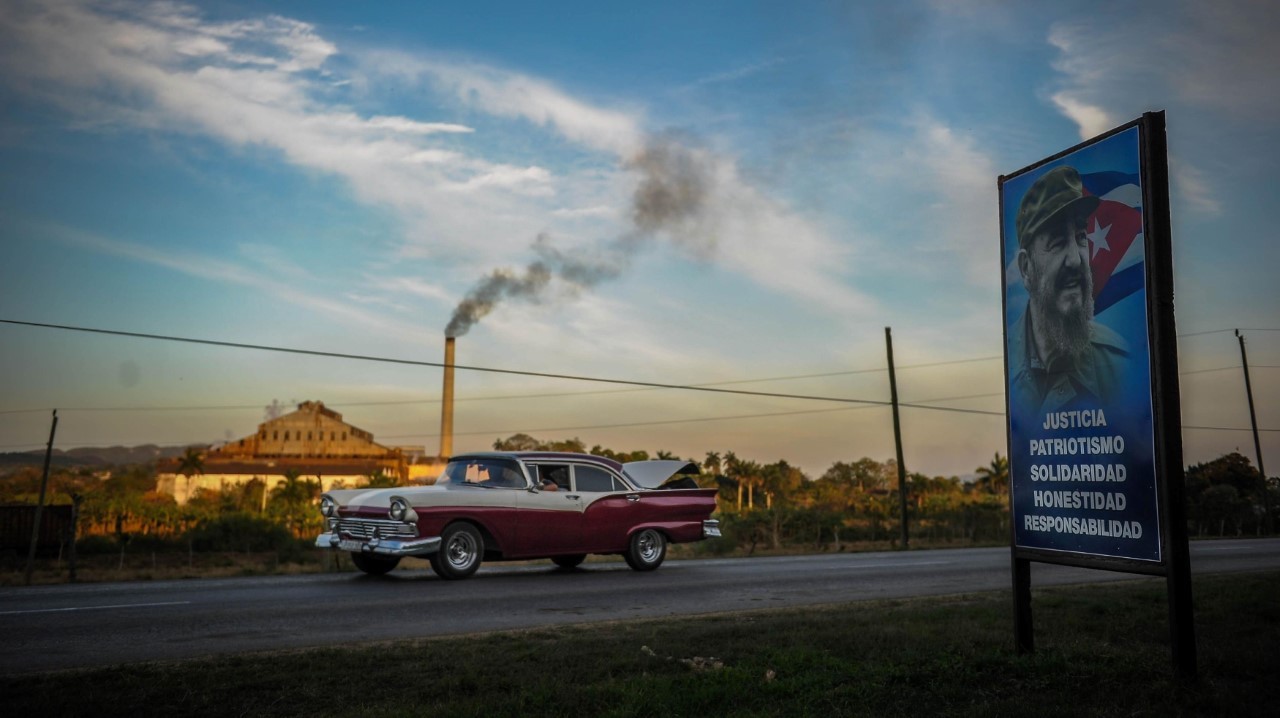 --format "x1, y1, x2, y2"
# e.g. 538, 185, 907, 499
846, 115, 999, 287
45, 222, 426, 337
1045, 1, 1280, 216
370, 54, 646, 157
683, 56, 788, 89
